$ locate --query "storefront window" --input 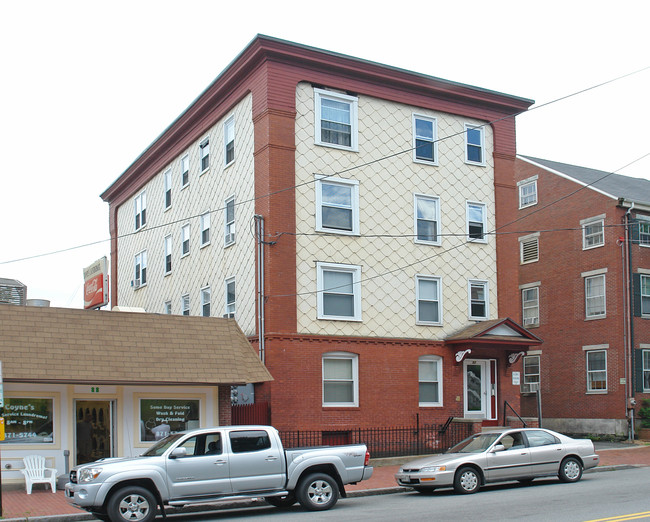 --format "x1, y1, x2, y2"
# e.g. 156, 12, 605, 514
2, 398, 54, 444
139, 399, 200, 442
